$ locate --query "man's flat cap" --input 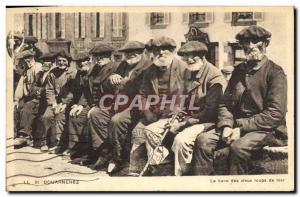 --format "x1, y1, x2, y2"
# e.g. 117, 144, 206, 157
73, 52, 90, 61
16, 50, 35, 59
90, 43, 115, 54
236, 25, 271, 41
24, 36, 38, 44
56, 50, 72, 61
177, 41, 208, 56
151, 36, 177, 48
39, 52, 57, 61
118, 41, 145, 52
221, 66, 234, 74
